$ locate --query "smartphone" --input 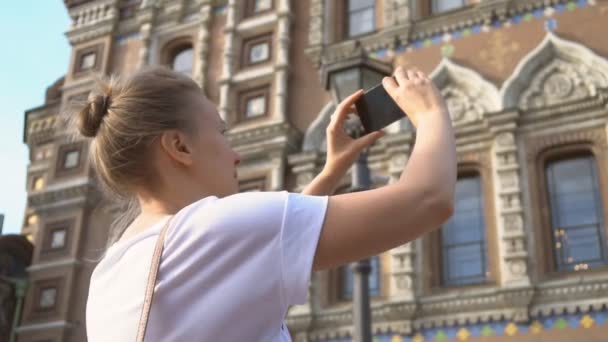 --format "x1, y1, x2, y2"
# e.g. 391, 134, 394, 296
355, 83, 406, 133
